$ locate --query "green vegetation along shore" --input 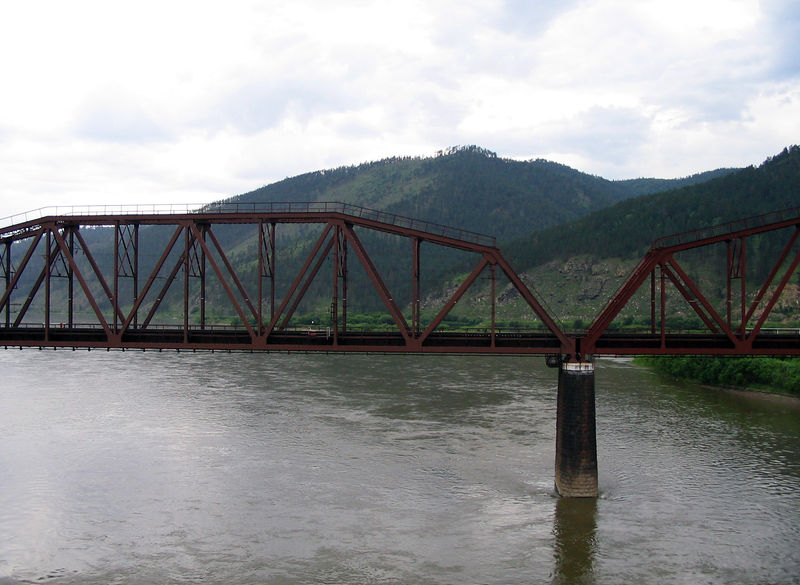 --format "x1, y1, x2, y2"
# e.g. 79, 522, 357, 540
635, 356, 800, 397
